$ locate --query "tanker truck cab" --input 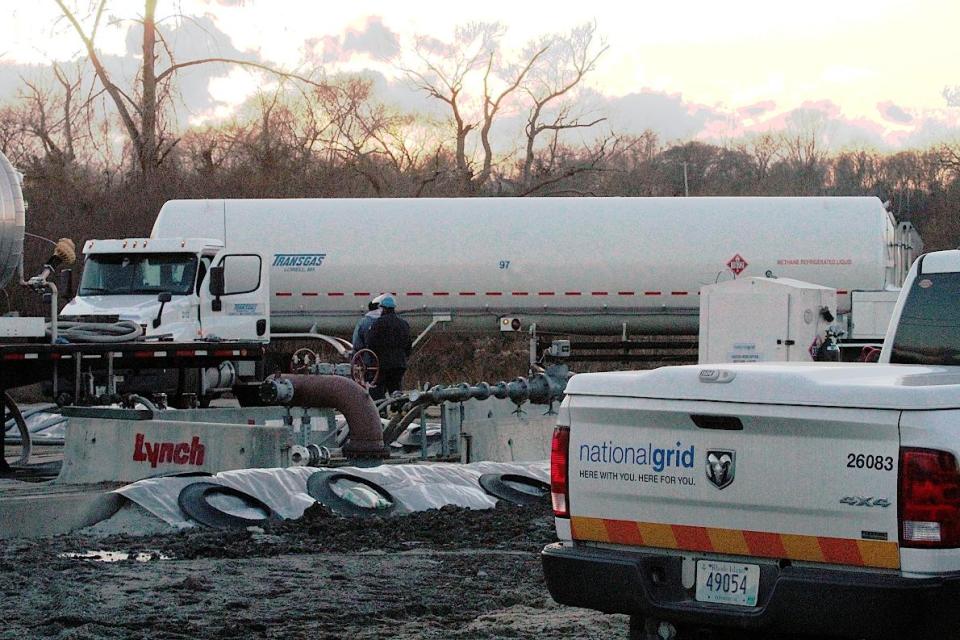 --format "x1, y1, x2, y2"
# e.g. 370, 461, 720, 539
543, 250, 960, 639
62, 238, 270, 343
